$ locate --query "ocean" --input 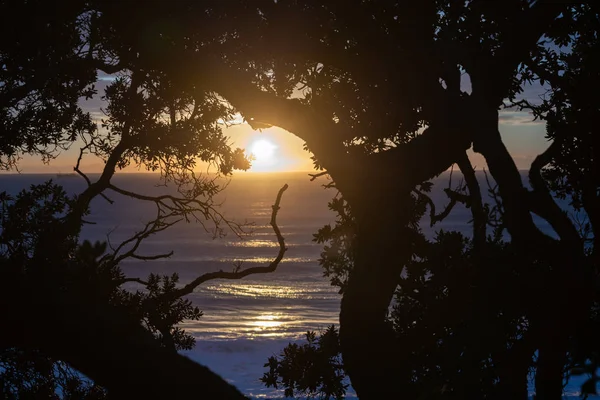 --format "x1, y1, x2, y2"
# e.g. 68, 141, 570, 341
0, 171, 594, 398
